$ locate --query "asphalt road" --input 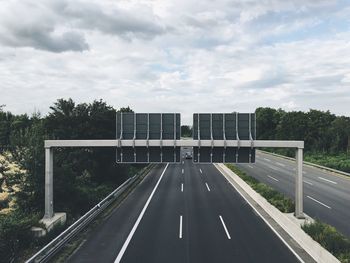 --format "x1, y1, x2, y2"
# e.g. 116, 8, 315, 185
237, 151, 350, 238
68, 158, 300, 263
